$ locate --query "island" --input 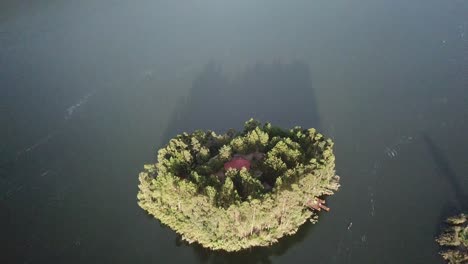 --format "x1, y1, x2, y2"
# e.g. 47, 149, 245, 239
436, 213, 468, 263
137, 119, 340, 251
